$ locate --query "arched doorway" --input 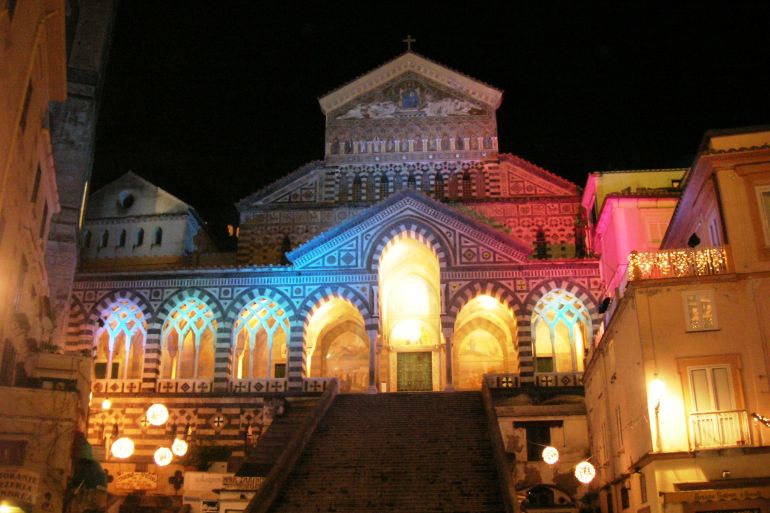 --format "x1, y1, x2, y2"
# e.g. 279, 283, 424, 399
378, 236, 441, 391
531, 289, 591, 373
306, 298, 369, 392
453, 295, 517, 389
